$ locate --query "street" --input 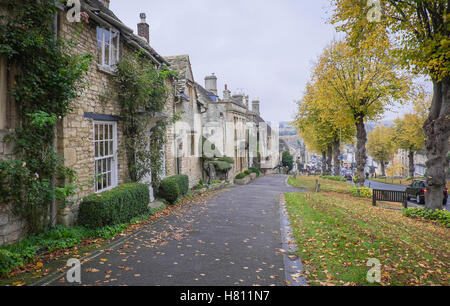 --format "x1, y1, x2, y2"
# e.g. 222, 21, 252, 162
42, 175, 304, 286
